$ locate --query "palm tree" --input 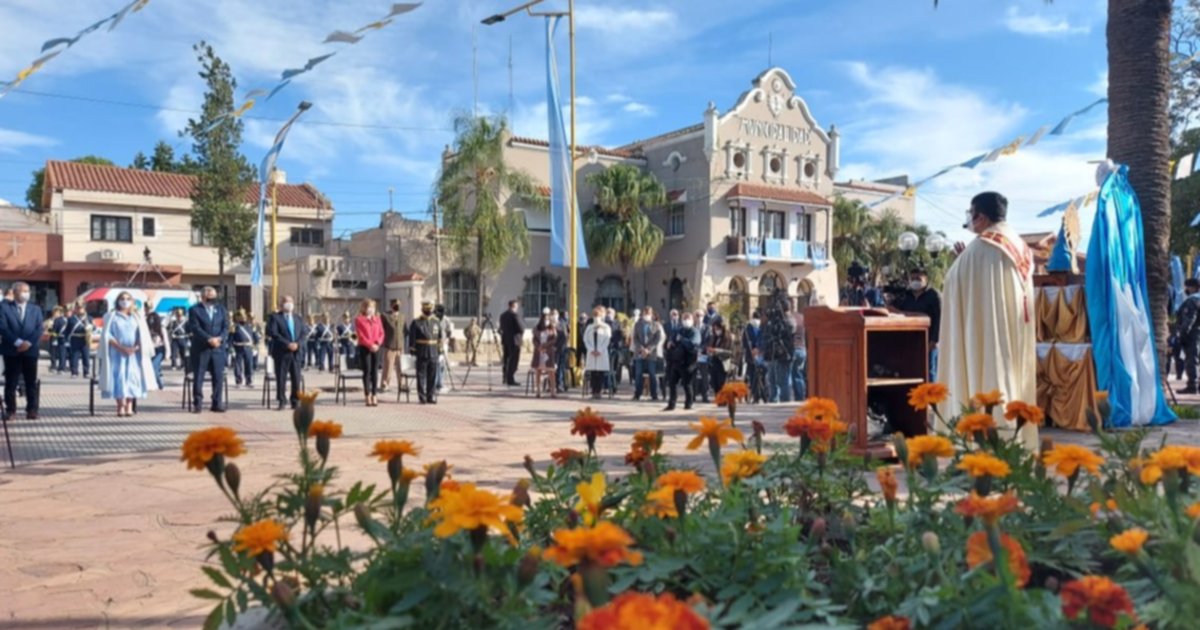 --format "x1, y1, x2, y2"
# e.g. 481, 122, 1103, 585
832, 196, 872, 283
861, 210, 905, 286
583, 163, 667, 308
436, 114, 542, 319
935, 0, 1174, 356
